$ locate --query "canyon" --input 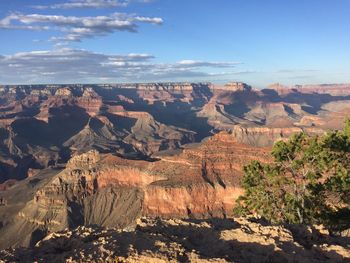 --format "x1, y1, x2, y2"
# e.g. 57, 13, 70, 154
0, 82, 349, 185
0, 133, 270, 249
0, 82, 350, 253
